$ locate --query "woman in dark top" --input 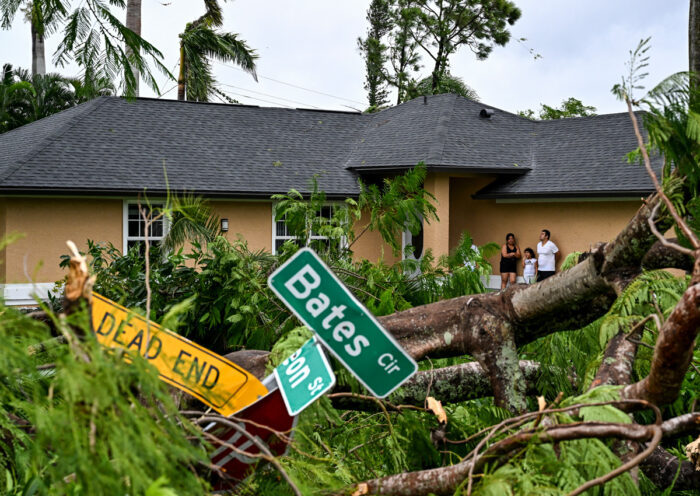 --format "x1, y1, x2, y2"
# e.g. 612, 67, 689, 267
500, 232, 521, 290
